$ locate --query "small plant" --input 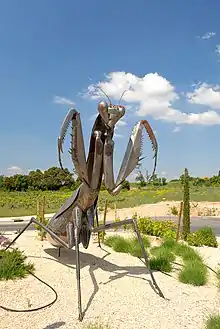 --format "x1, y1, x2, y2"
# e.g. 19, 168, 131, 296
35, 197, 49, 240
0, 248, 35, 280
0, 234, 11, 248
201, 207, 217, 216
86, 321, 111, 329
187, 227, 218, 248
113, 217, 121, 231
170, 205, 178, 216
205, 314, 220, 329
